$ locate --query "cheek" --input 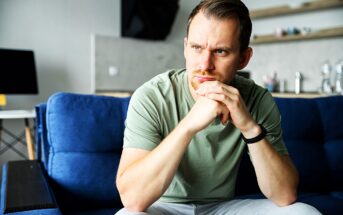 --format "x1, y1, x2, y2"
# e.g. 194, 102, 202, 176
188, 72, 200, 91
